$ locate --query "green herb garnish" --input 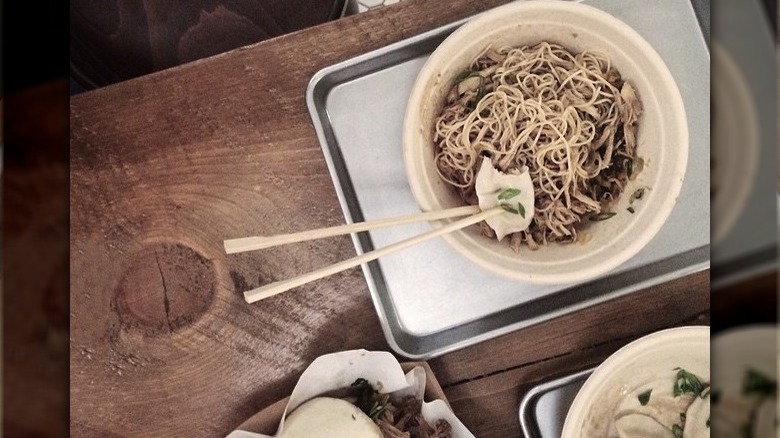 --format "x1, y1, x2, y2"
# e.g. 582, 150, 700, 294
500, 202, 526, 218
350, 378, 389, 420
672, 423, 683, 438
474, 80, 486, 108
638, 389, 652, 406
589, 212, 616, 221
454, 70, 474, 84
630, 188, 646, 204
742, 368, 777, 396
501, 204, 519, 214
497, 188, 521, 200
673, 368, 707, 397
626, 158, 634, 178
517, 202, 526, 218
627, 206, 635, 214
368, 399, 388, 419
465, 75, 486, 112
